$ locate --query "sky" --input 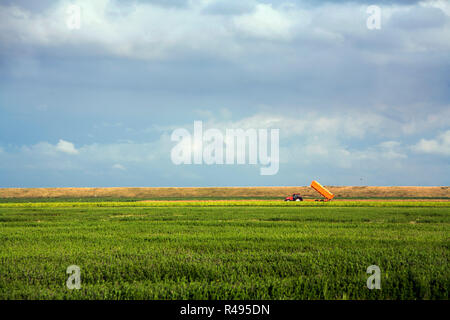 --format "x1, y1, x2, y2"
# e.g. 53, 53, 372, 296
0, 0, 449, 187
